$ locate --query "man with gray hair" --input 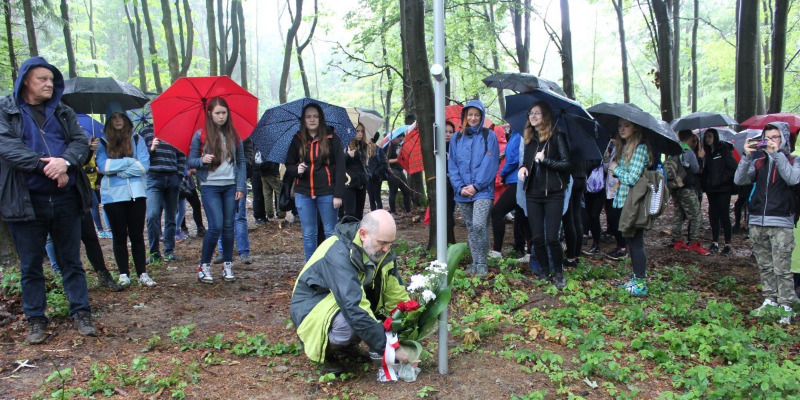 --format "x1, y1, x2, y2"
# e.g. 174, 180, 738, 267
290, 210, 409, 374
